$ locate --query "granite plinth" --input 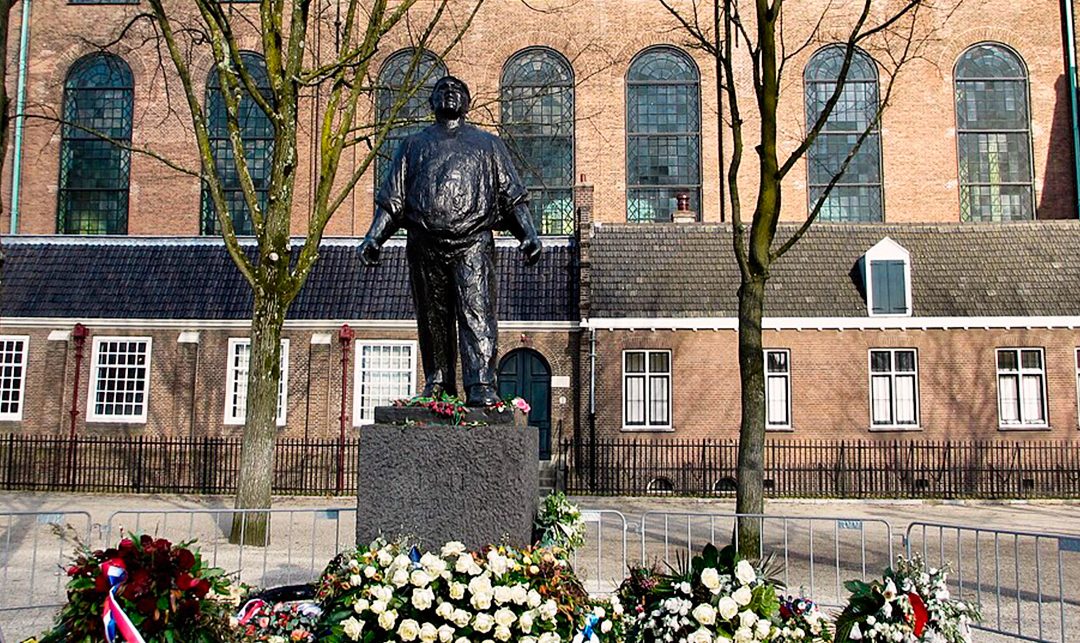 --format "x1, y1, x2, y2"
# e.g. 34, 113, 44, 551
357, 407, 538, 550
